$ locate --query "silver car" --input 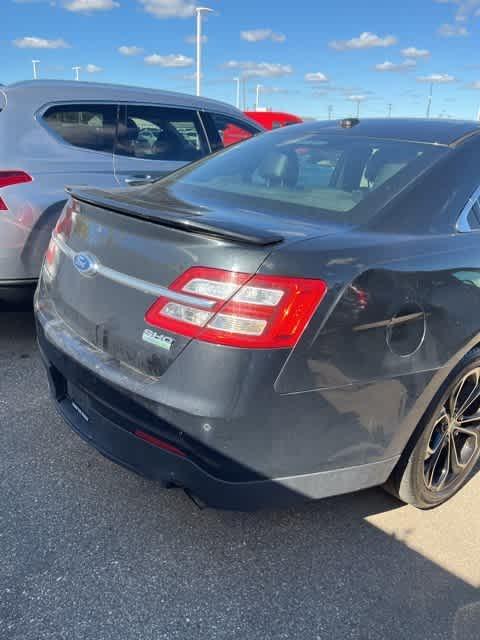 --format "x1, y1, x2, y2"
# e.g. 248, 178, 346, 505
0, 80, 261, 302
